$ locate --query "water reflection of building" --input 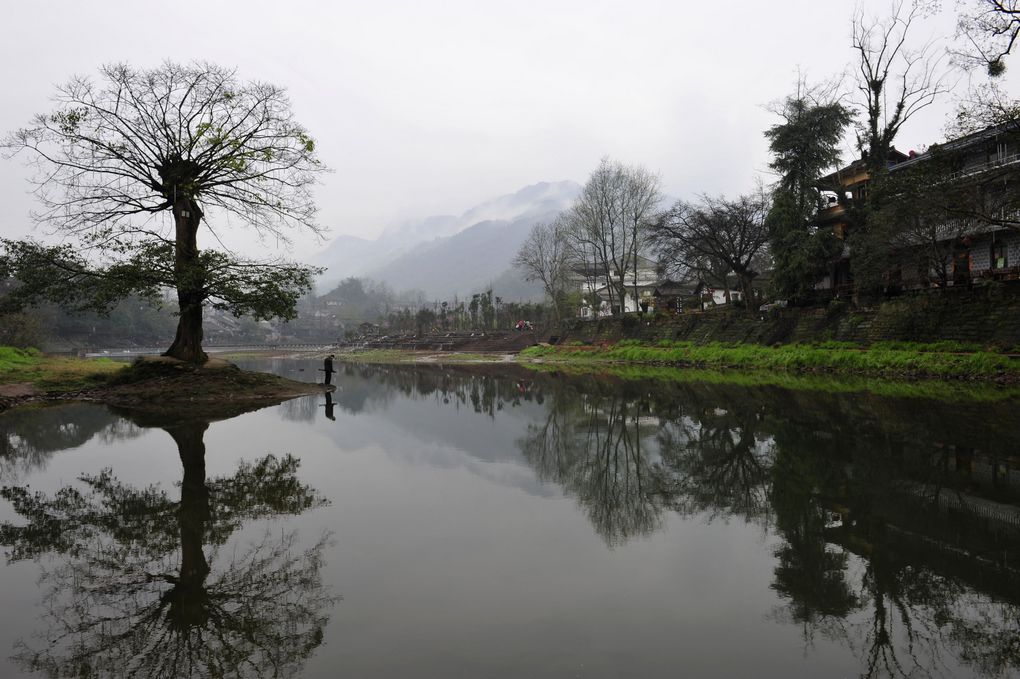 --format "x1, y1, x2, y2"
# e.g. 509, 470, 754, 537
944, 443, 1020, 498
